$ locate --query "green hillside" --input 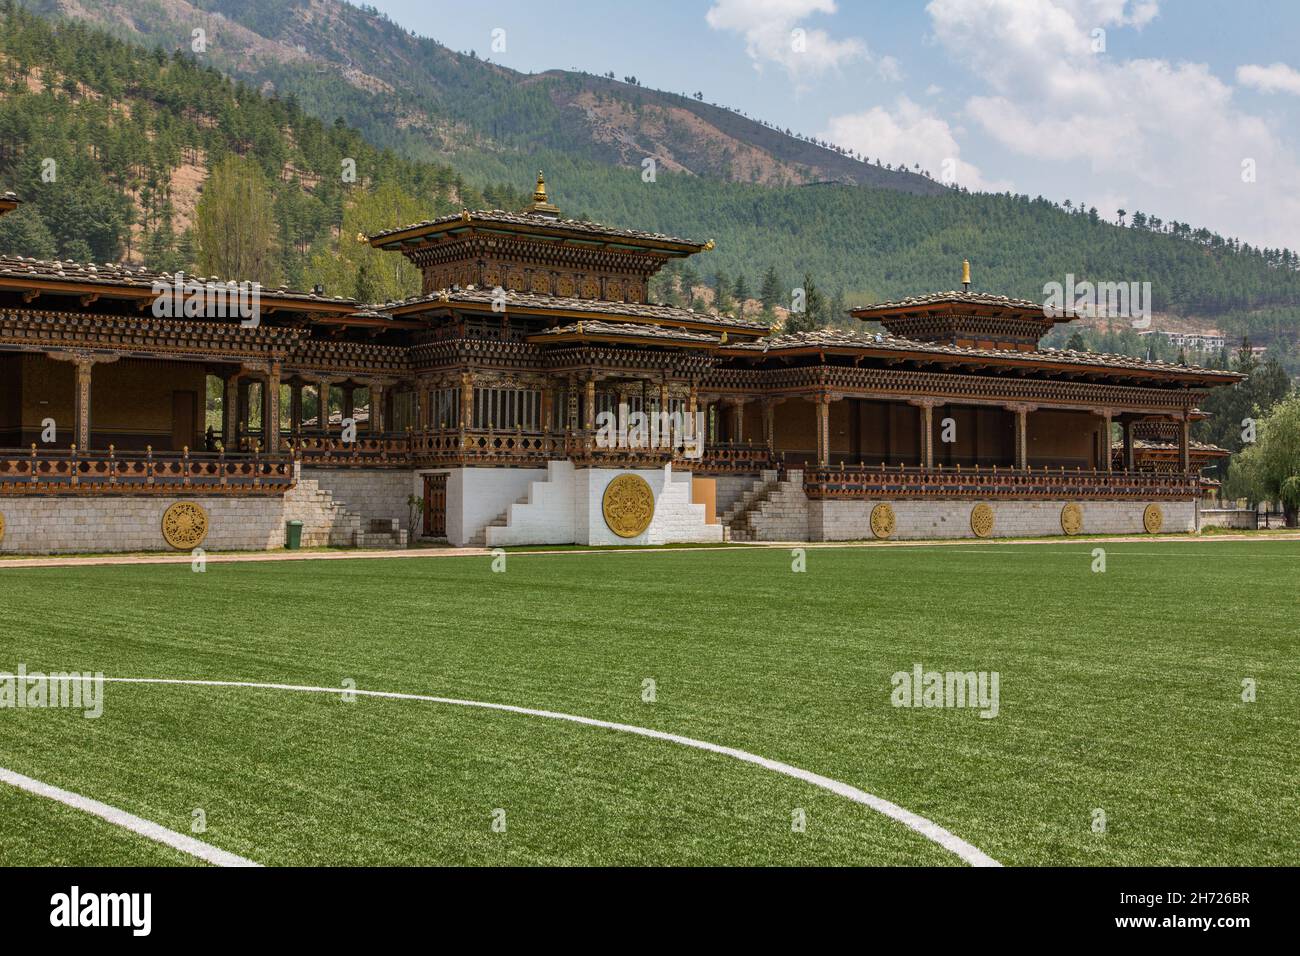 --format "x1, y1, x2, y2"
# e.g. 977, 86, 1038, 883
2, 0, 1298, 371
